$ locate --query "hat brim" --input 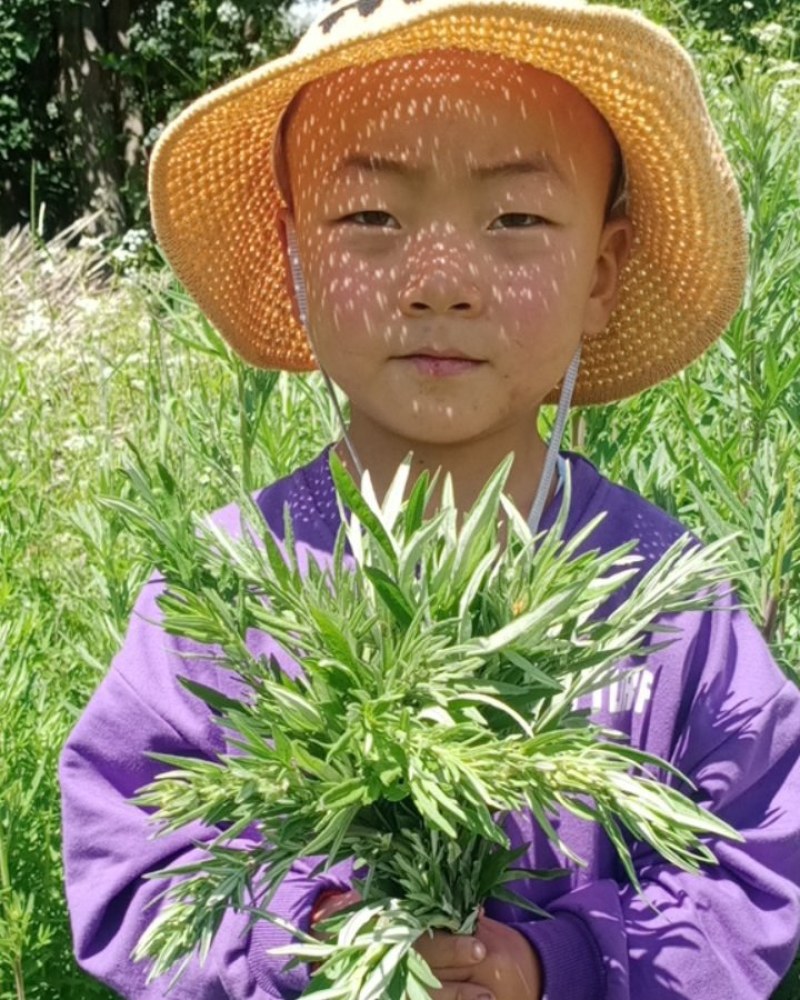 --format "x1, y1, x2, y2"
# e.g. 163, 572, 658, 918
149, 0, 747, 405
